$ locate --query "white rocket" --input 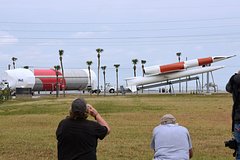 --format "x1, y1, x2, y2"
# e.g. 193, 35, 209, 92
126, 55, 235, 92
